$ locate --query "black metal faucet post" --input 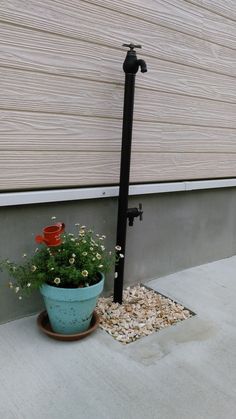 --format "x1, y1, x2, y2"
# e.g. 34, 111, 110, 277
113, 43, 147, 304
